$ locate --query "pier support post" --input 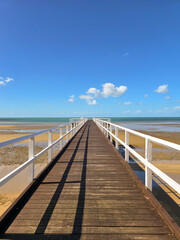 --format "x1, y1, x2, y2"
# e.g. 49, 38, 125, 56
59, 127, 63, 150
115, 127, 118, 149
28, 137, 35, 183
145, 139, 152, 191
125, 130, 129, 162
48, 131, 52, 163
